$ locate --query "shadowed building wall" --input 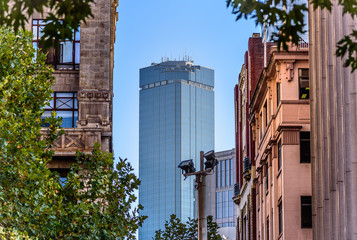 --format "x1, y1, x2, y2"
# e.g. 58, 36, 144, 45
309, 2, 357, 239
